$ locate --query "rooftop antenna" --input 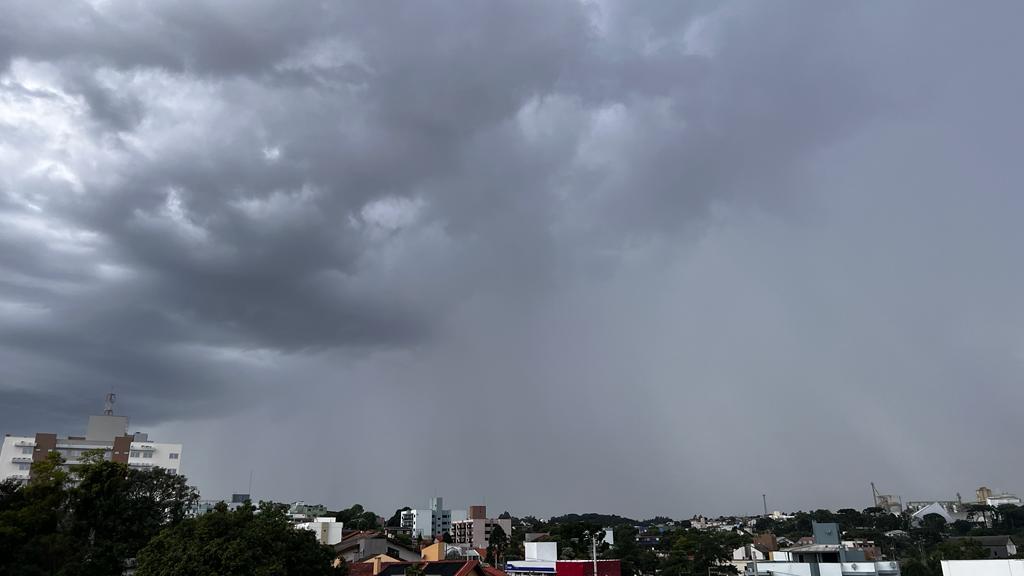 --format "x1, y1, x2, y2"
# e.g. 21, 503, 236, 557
104, 391, 116, 416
